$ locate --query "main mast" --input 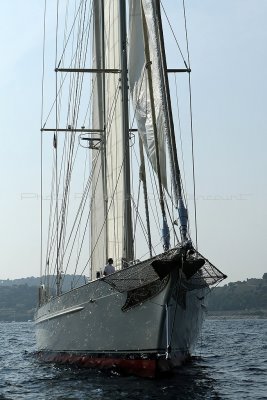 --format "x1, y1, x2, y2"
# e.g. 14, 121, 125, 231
119, 0, 134, 264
